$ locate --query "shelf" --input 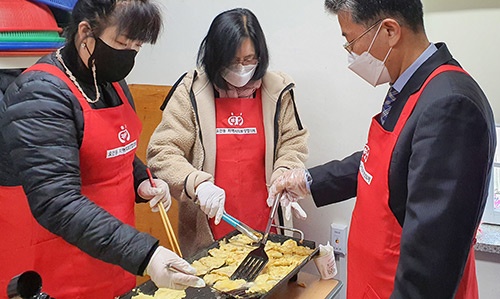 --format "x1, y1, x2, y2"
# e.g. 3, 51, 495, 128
0, 55, 44, 69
